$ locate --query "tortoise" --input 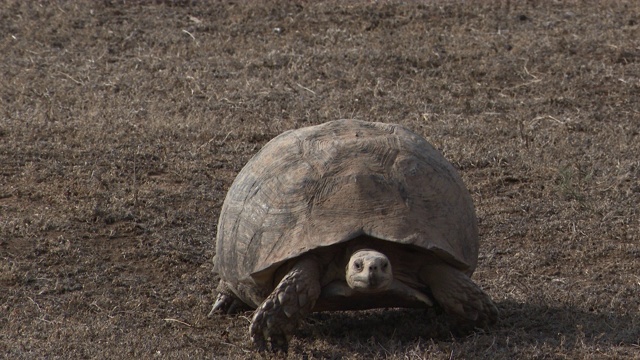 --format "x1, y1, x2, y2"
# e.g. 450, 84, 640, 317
211, 119, 498, 351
